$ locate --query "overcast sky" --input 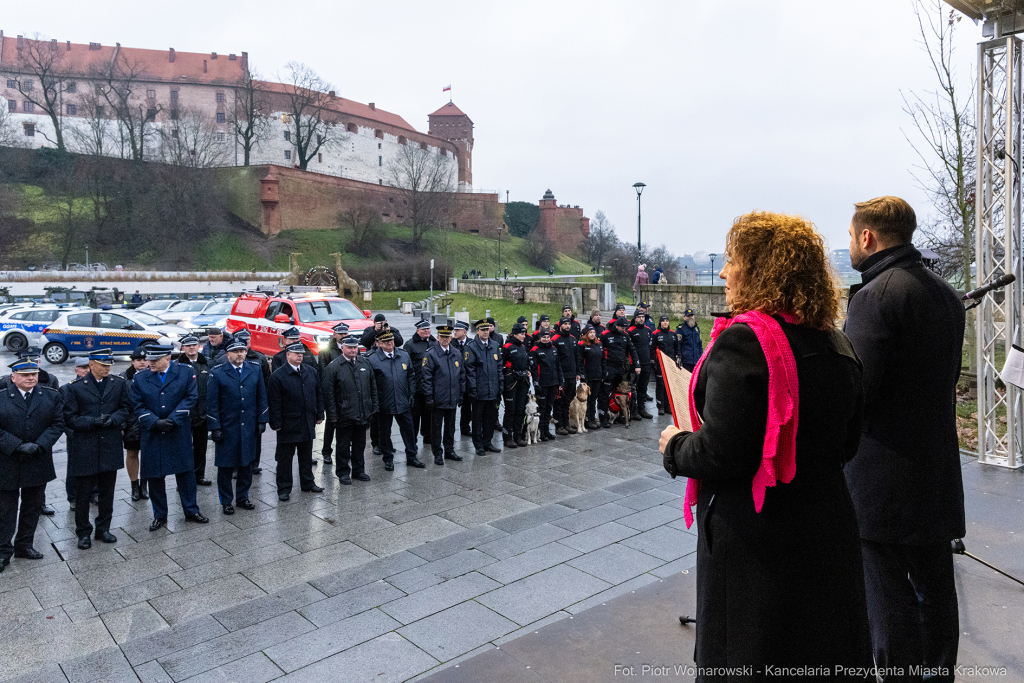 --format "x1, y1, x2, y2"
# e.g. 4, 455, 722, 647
3, 0, 984, 258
